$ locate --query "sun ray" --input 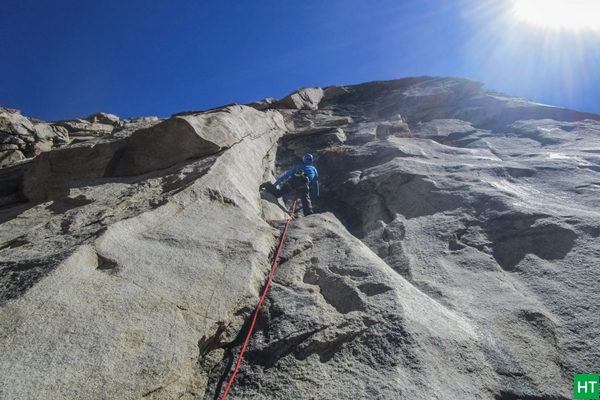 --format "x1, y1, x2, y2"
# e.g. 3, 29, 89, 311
459, 0, 600, 116
512, 0, 600, 30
